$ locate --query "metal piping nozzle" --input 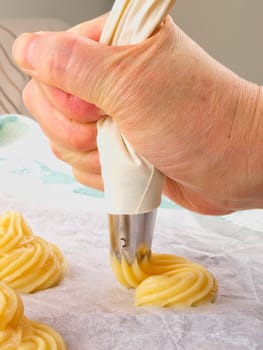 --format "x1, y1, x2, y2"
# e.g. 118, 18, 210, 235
109, 210, 157, 264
